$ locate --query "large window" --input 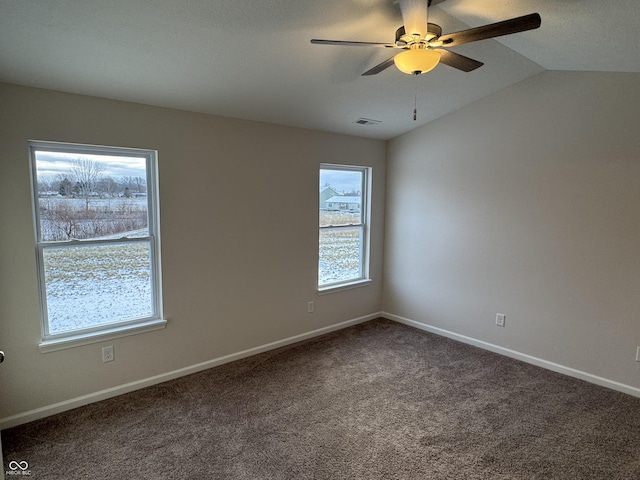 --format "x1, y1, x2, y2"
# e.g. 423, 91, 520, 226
30, 141, 164, 350
319, 164, 370, 289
